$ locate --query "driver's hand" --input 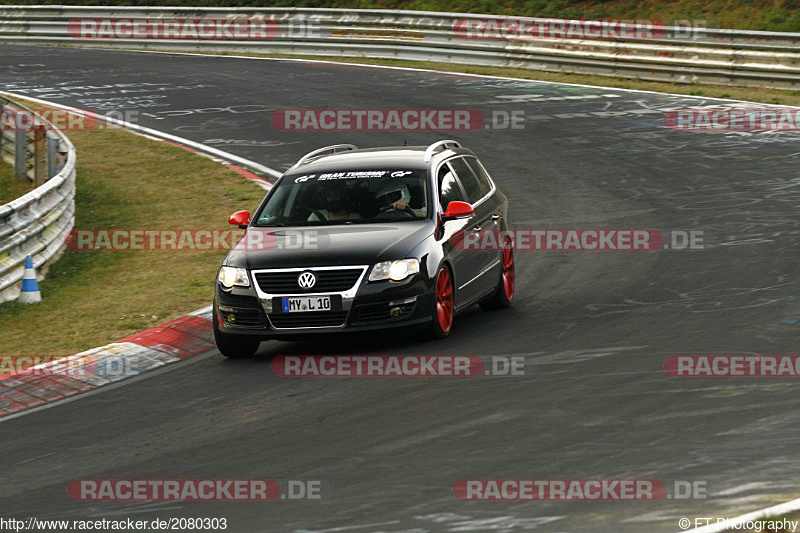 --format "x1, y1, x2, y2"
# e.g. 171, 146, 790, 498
392, 200, 408, 211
